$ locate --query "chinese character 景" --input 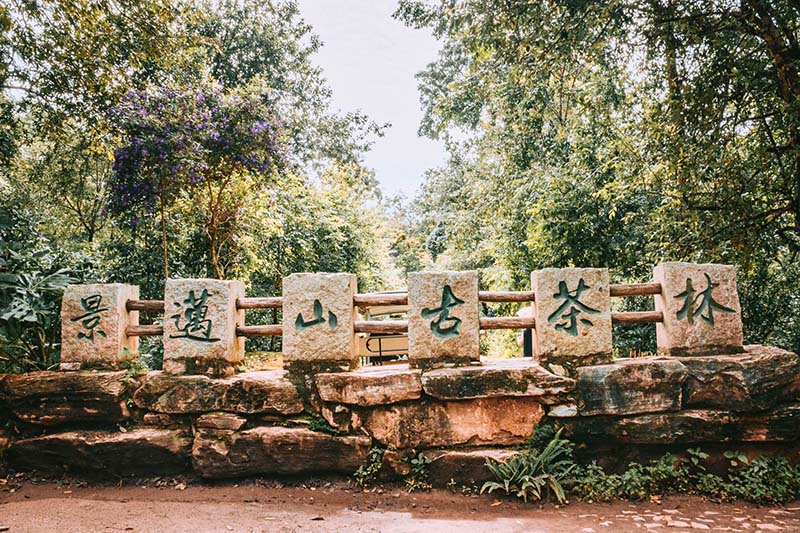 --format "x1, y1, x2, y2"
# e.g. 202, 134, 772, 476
675, 272, 736, 326
421, 285, 464, 339
547, 278, 600, 336
70, 294, 109, 343
295, 299, 337, 331
170, 289, 220, 342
